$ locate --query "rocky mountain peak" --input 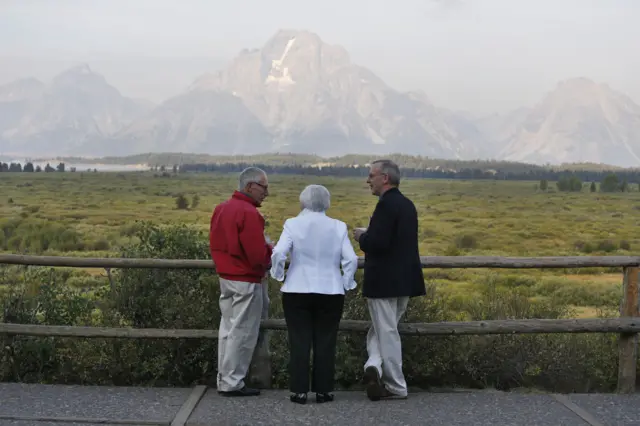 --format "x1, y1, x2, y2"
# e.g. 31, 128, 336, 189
0, 62, 152, 156
497, 76, 640, 167
179, 29, 484, 157
50, 64, 119, 98
190, 29, 351, 95
261, 29, 321, 55
260, 29, 351, 77
0, 77, 45, 102
556, 76, 600, 90
541, 77, 616, 109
